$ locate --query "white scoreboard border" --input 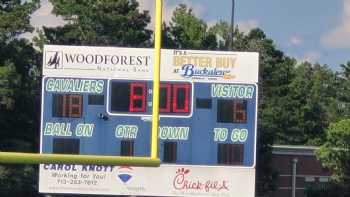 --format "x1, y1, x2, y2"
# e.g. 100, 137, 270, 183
40, 45, 259, 197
